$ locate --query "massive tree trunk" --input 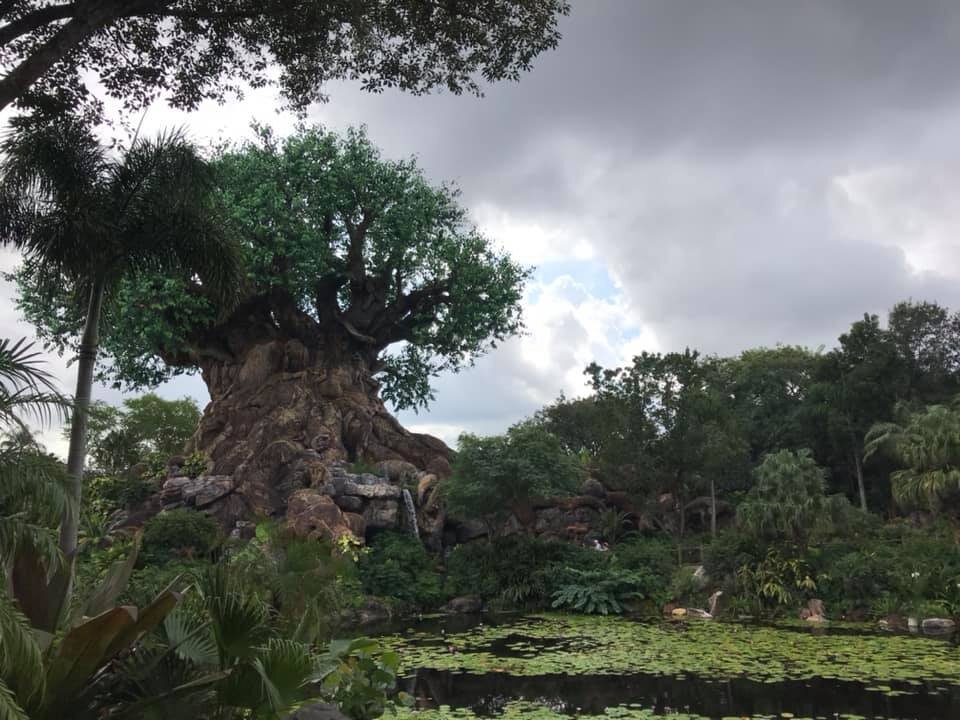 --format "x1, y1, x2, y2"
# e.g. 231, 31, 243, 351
185, 337, 452, 527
